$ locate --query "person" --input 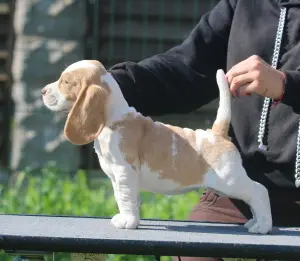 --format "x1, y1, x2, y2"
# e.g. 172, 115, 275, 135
108, 0, 300, 260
